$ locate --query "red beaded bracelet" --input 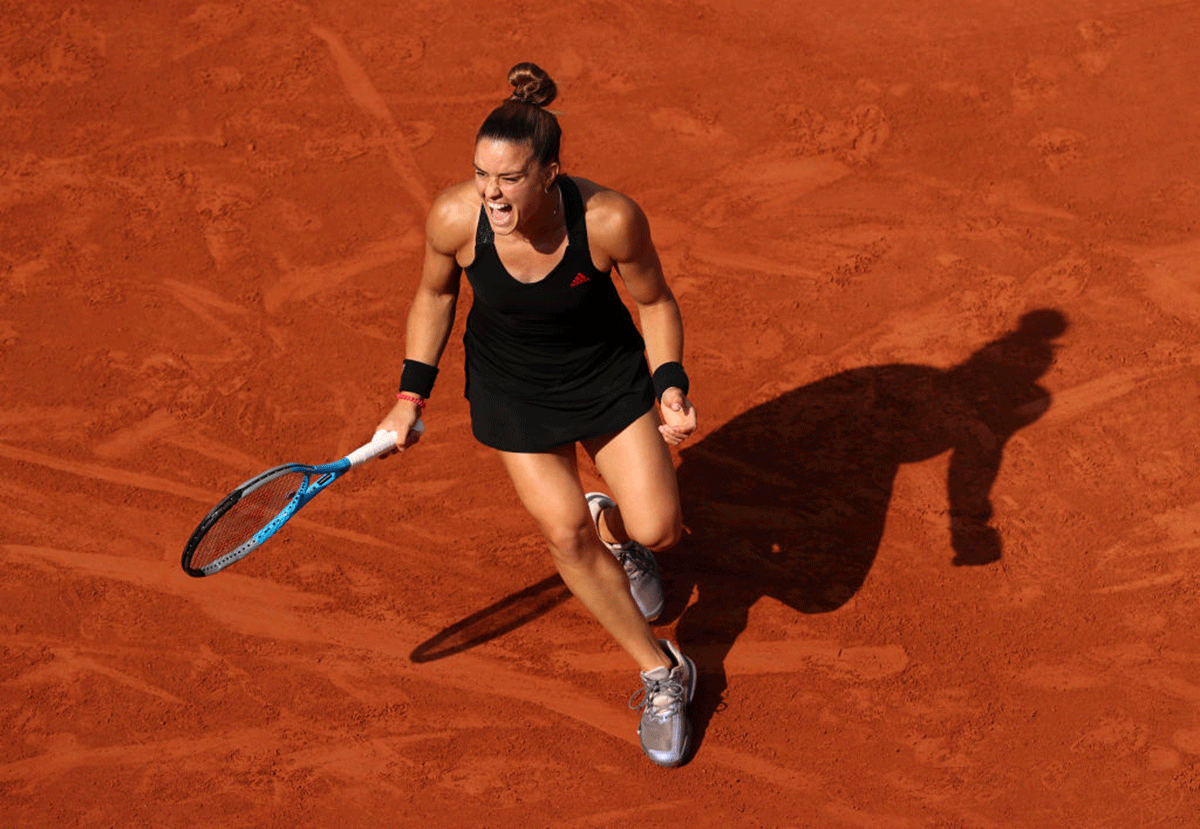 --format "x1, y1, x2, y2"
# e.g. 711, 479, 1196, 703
395, 393, 426, 408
